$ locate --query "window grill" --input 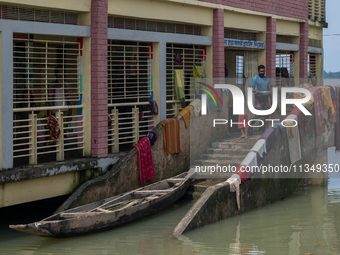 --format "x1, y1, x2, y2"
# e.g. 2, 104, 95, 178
108, 40, 152, 105
107, 40, 154, 153
108, 16, 202, 36
308, 53, 316, 77
166, 44, 206, 118
276, 35, 293, 44
276, 52, 294, 87
13, 35, 83, 165
224, 29, 257, 41
236, 55, 244, 85
308, 0, 326, 22
0, 5, 78, 25
308, 38, 322, 48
